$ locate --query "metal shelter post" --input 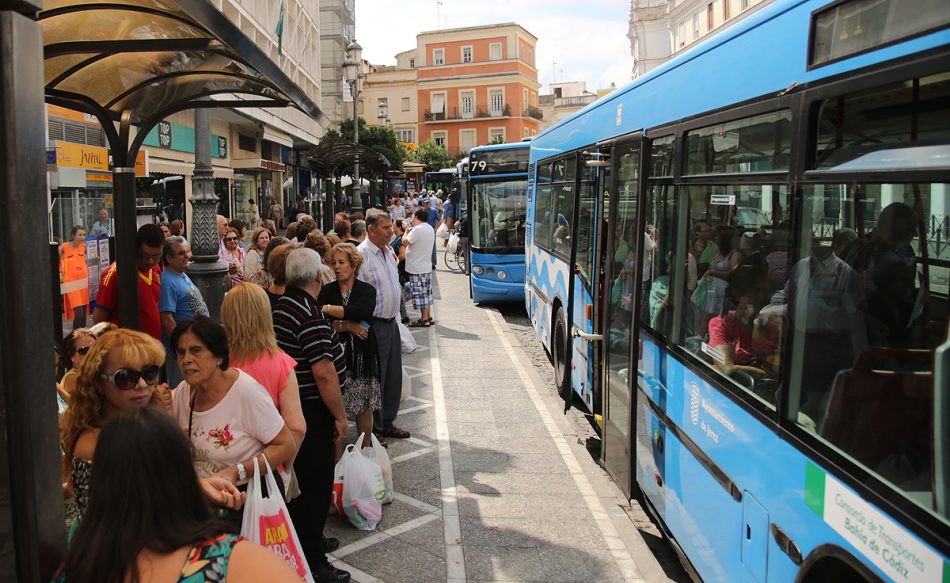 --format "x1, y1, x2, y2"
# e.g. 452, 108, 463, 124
188, 107, 227, 320
0, 2, 67, 579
